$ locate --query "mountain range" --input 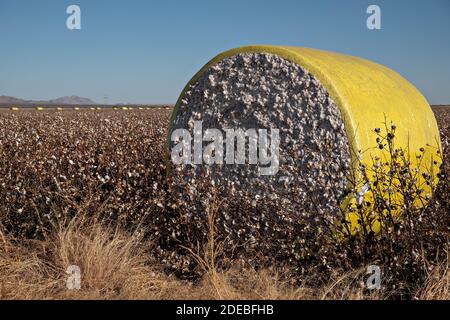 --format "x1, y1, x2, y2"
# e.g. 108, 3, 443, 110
0, 95, 97, 105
